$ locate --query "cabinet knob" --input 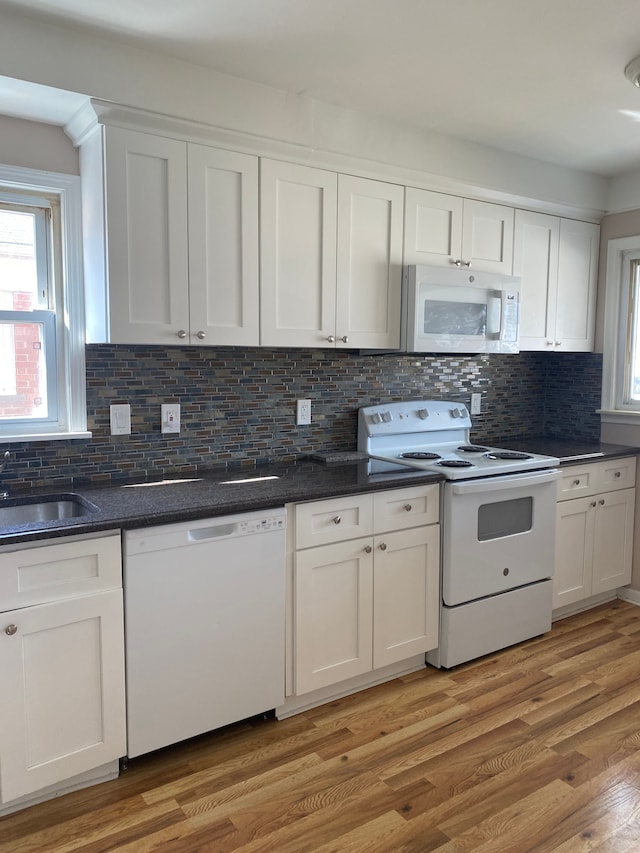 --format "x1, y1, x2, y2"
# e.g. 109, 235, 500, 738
590, 501, 597, 508
326, 335, 335, 343
341, 335, 349, 344
404, 504, 412, 512
555, 342, 561, 347
573, 479, 580, 486
546, 340, 554, 346
379, 542, 387, 551
196, 331, 206, 340
176, 330, 188, 339
5, 624, 17, 636
364, 545, 372, 554
615, 471, 621, 478
333, 515, 341, 525
599, 499, 605, 505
